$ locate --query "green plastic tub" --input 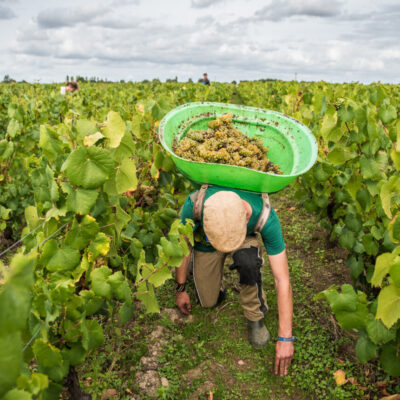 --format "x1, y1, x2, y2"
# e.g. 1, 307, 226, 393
158, 102, 317, 193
